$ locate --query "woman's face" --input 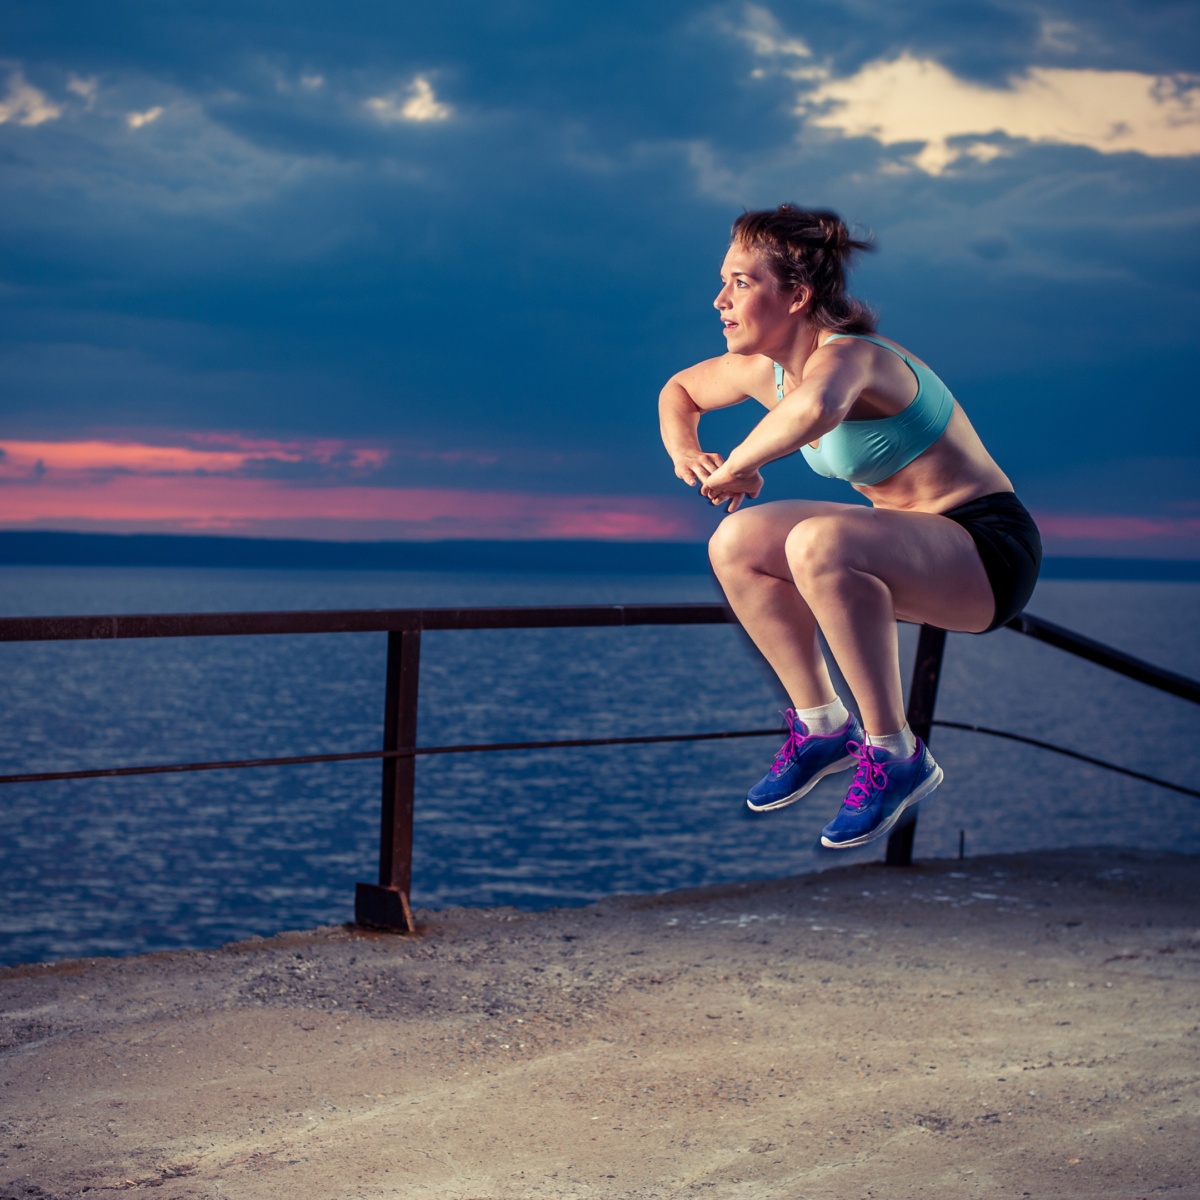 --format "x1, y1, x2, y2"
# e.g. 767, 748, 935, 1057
713, 242, 804, 356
